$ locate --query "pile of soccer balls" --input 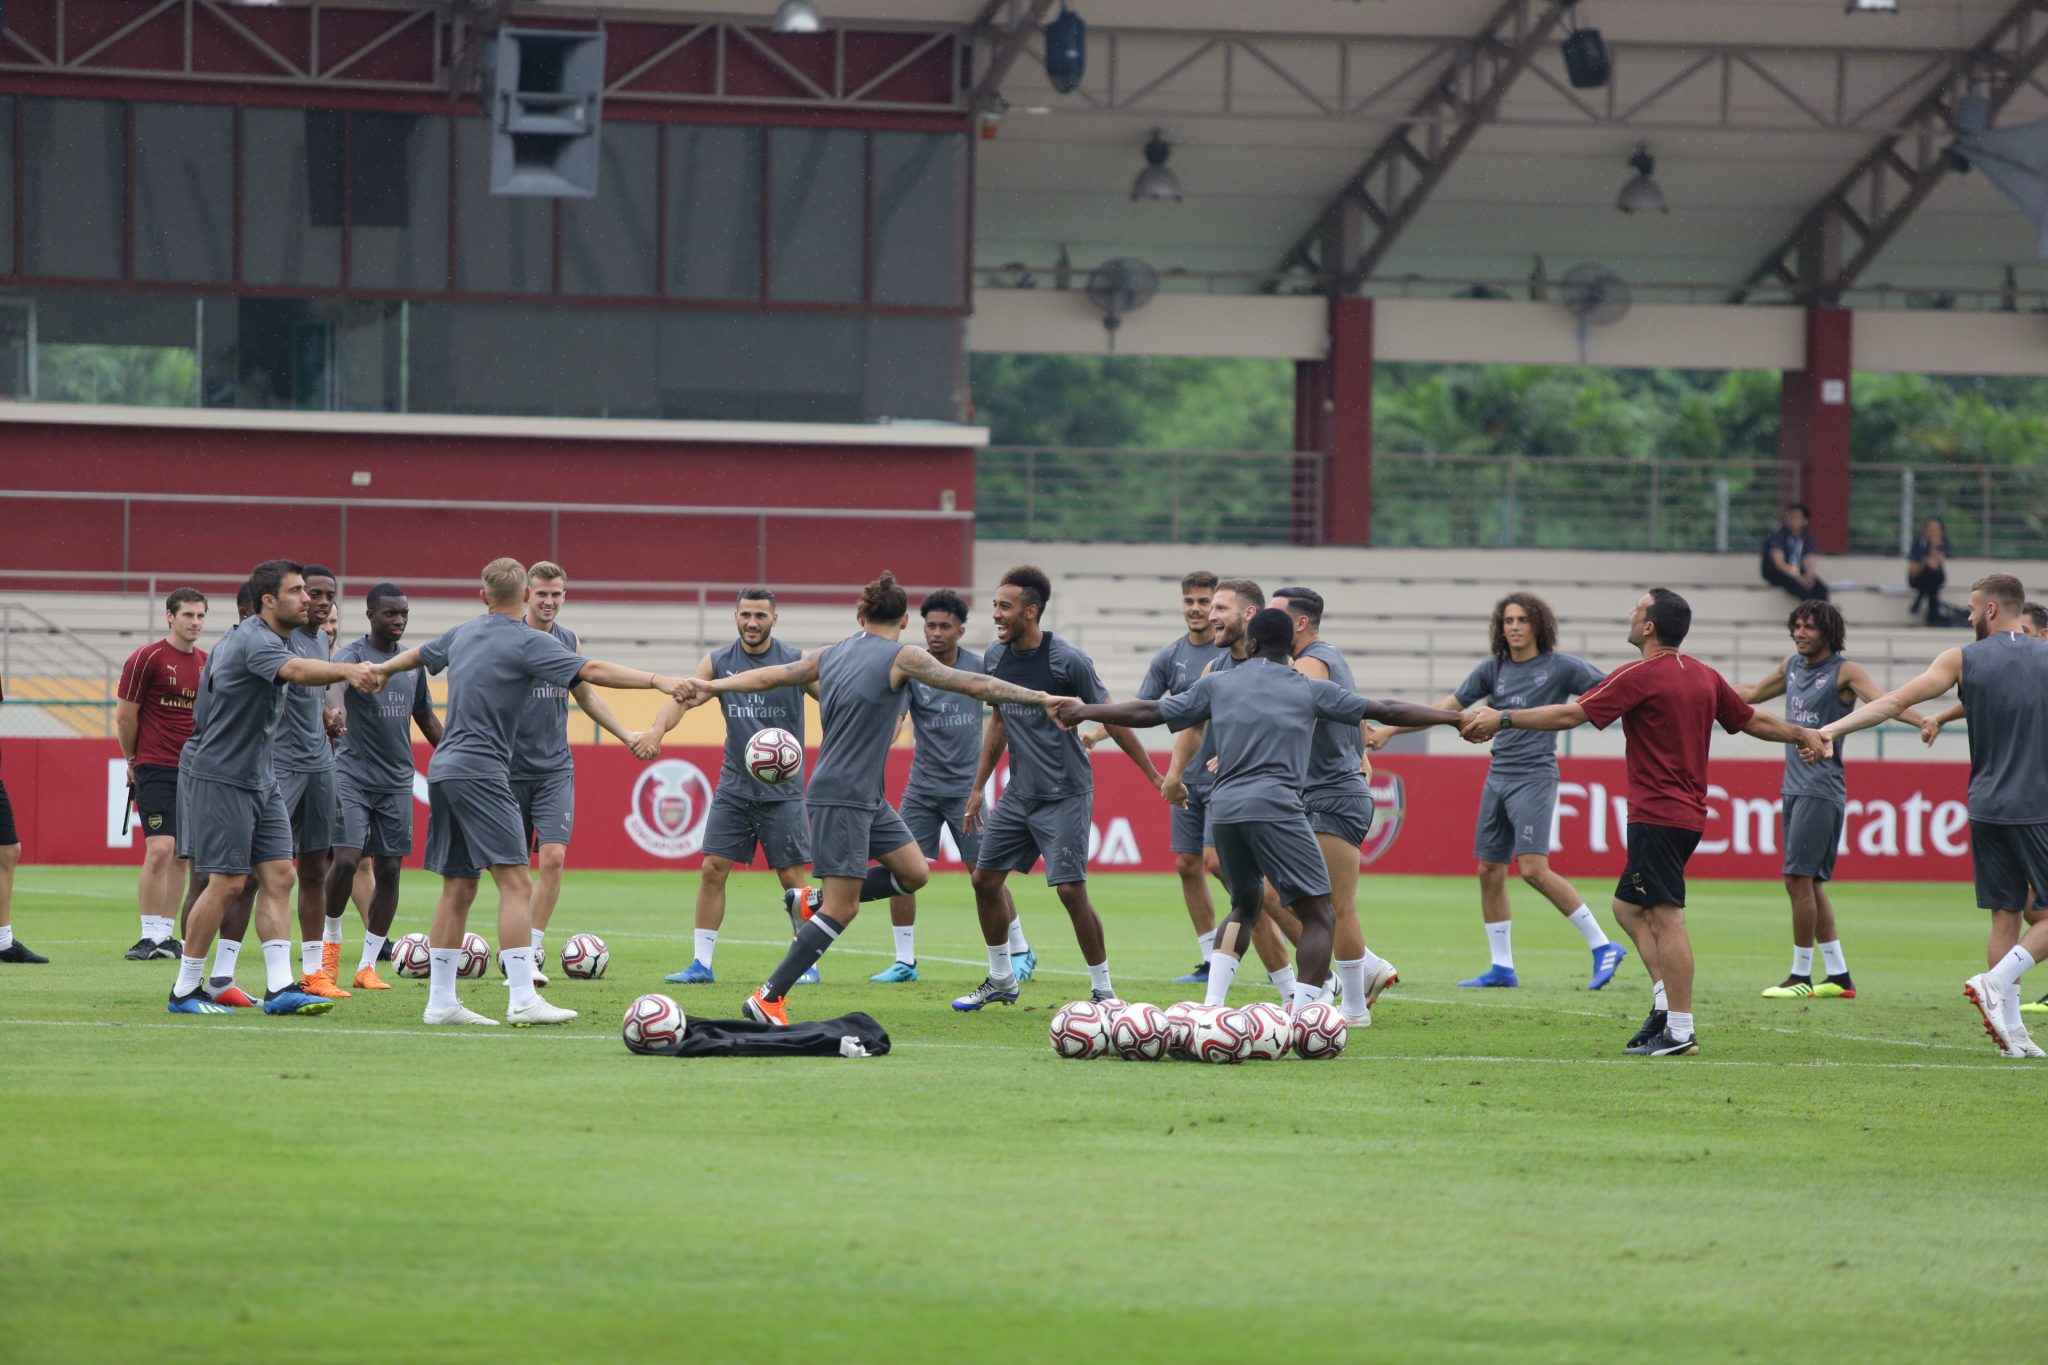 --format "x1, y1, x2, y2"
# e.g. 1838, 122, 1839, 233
1049, 999, 1347, 1063
387, 932, 610, 979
